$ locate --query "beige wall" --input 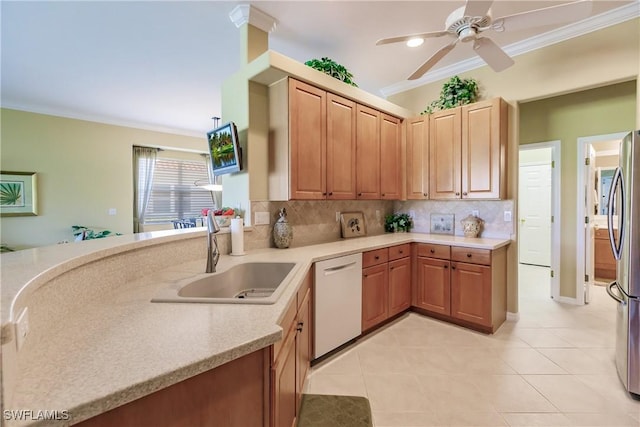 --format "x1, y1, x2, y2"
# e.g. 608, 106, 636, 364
520, 81, 636, 298
389, 18, 639, 310
0, 109, 206, 248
